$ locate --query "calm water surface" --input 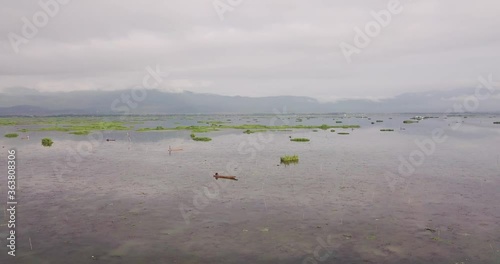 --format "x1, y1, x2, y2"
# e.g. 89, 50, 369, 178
0, 114, 499, 263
